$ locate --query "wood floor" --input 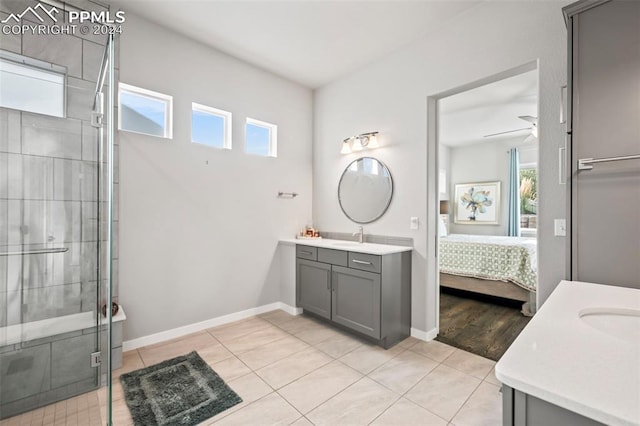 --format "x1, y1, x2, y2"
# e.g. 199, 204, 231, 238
436, 288, 531, 361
